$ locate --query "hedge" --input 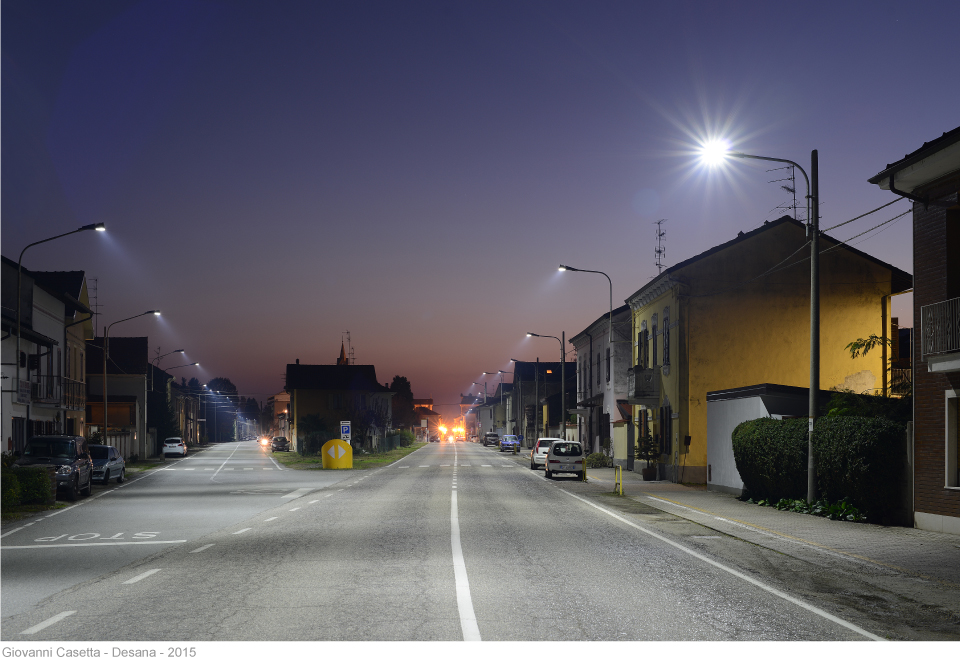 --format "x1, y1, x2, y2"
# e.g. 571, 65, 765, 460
732, 416, 906, 520
813, 416, 905, 520
2, 466, 56, 508
732, 417, 808, 502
